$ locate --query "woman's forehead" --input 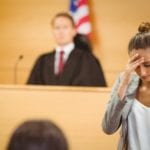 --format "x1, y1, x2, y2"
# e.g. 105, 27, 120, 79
130, 48, 150, 57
